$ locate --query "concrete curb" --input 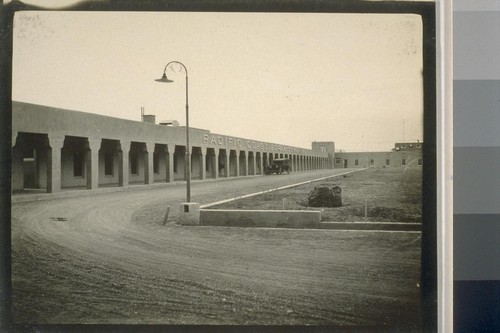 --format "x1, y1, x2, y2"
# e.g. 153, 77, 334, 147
320, 221, 421, 231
